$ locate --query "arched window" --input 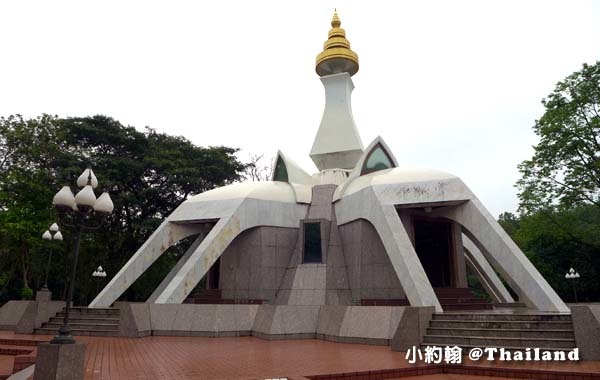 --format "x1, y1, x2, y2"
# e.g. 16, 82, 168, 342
273, 156, 289, 182
361, 144, 394, 175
